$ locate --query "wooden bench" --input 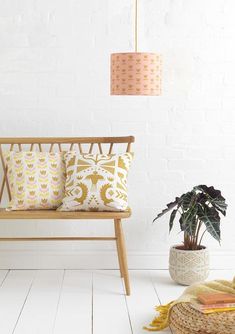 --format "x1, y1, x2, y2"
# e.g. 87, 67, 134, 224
0, 136, 134, 295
